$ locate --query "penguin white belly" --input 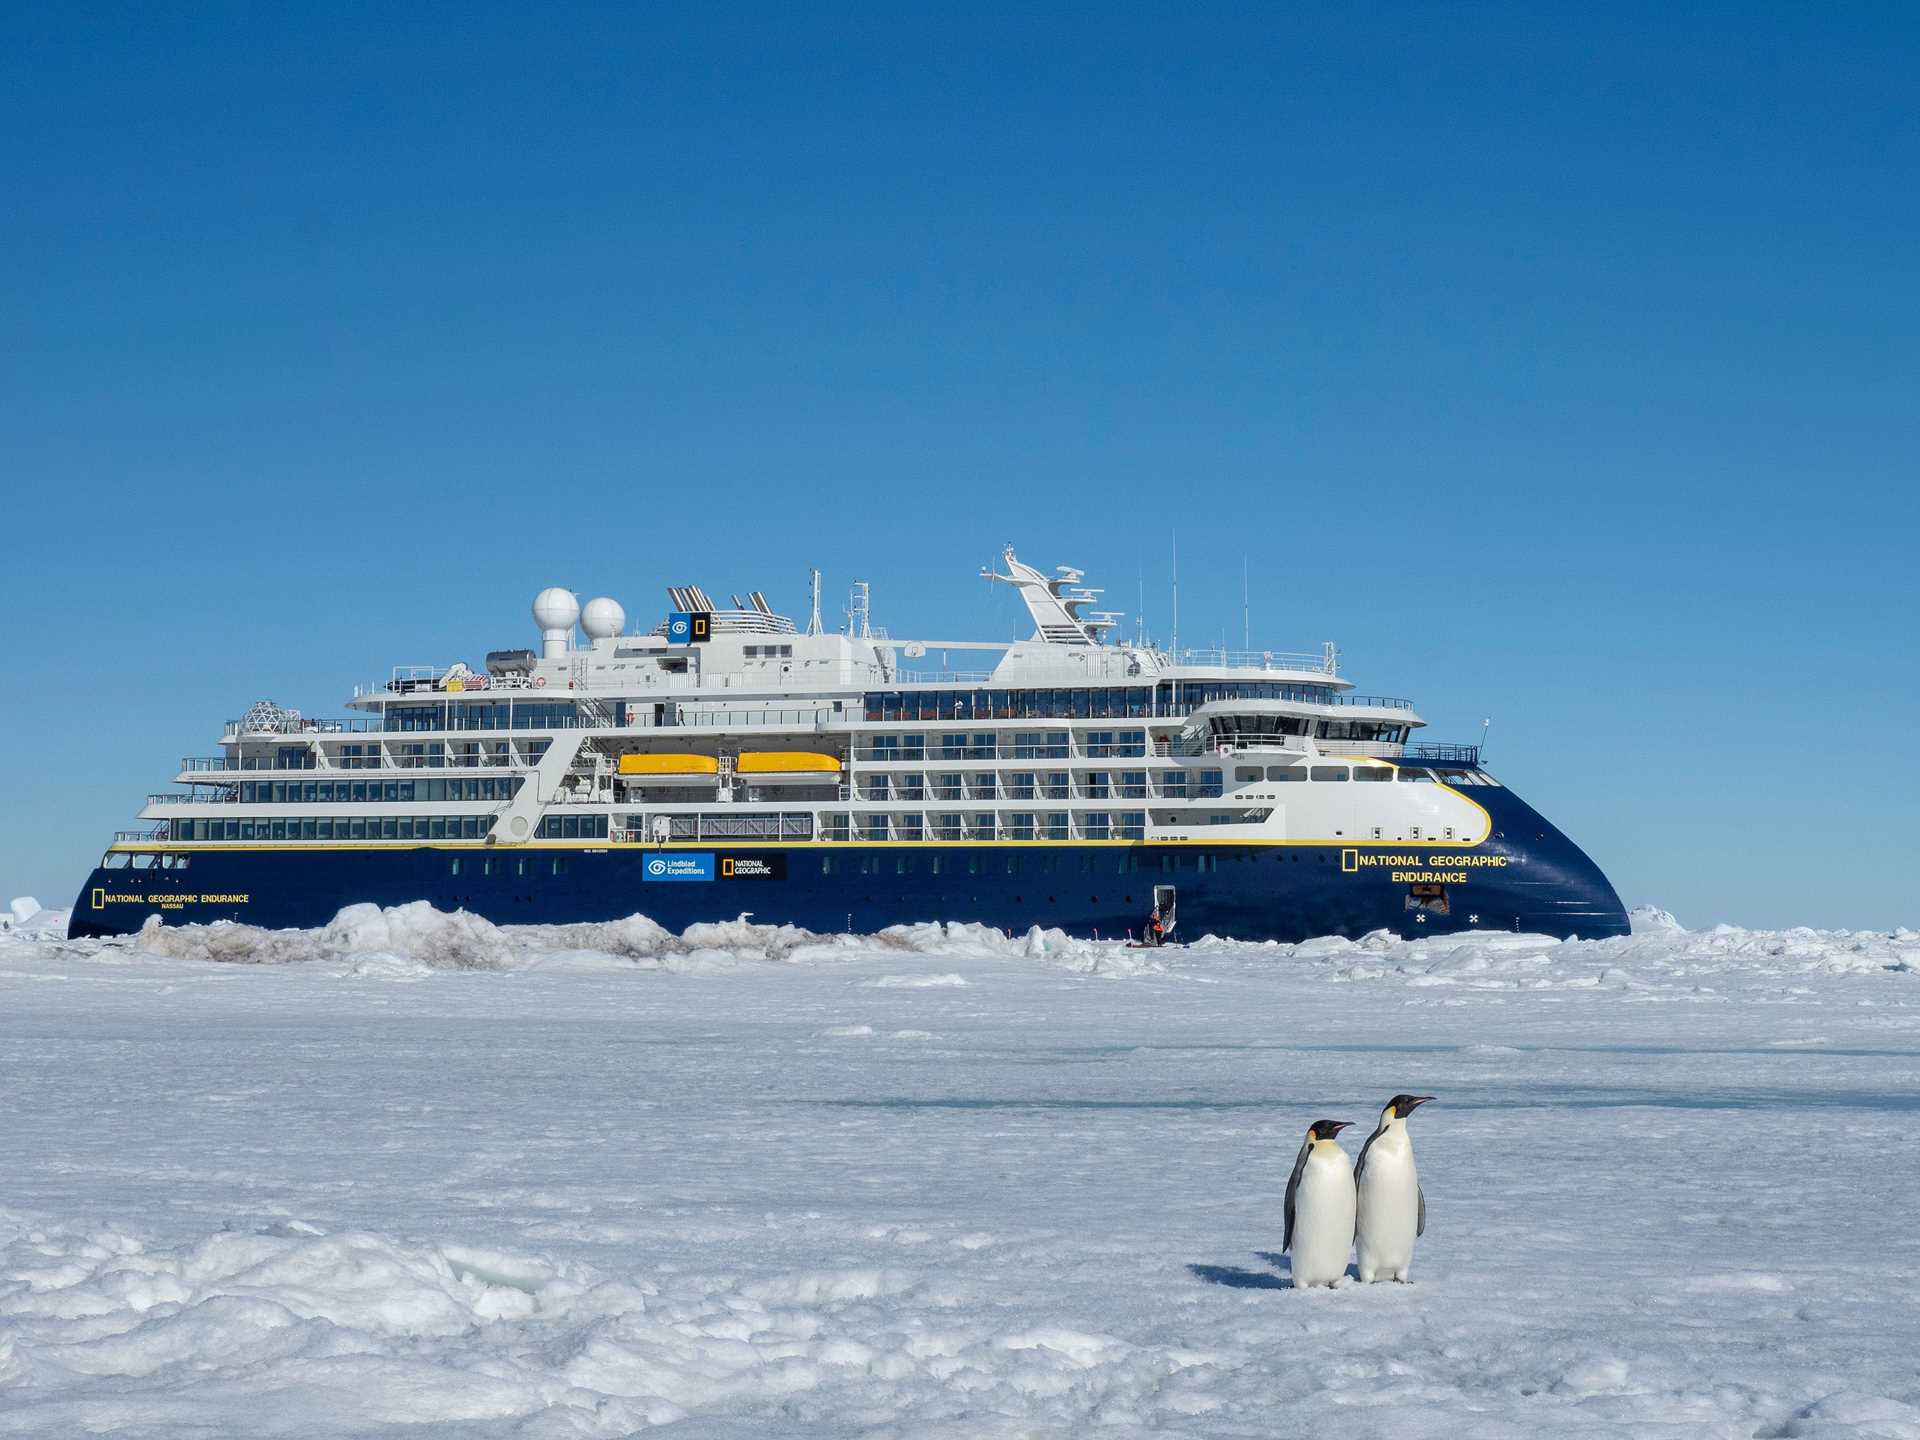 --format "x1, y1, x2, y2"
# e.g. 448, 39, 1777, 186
1291, 1157, 1356, 1288
1356, 1139, 1420, 1282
